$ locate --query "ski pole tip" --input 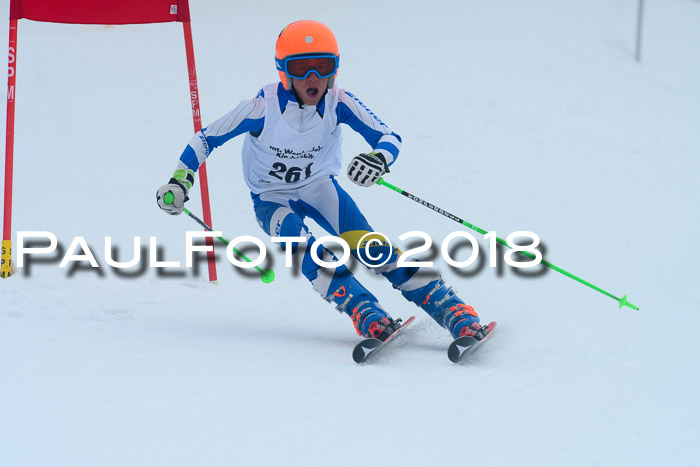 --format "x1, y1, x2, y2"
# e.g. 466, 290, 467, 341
619, 294, 639, 311
260, 268, 275, 284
